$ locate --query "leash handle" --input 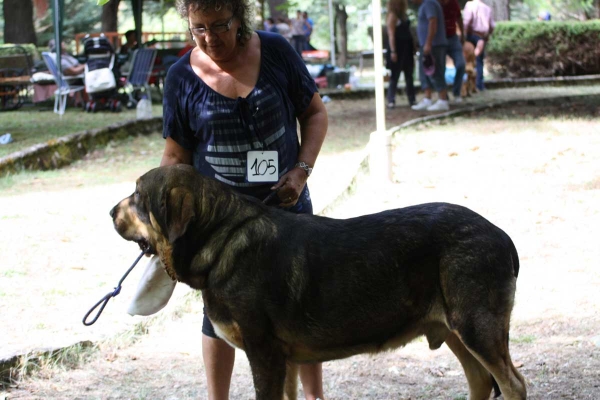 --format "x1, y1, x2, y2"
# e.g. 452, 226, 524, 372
85, 188, 281, 326
82, 250, 147, 326
262, 188, 280, 204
